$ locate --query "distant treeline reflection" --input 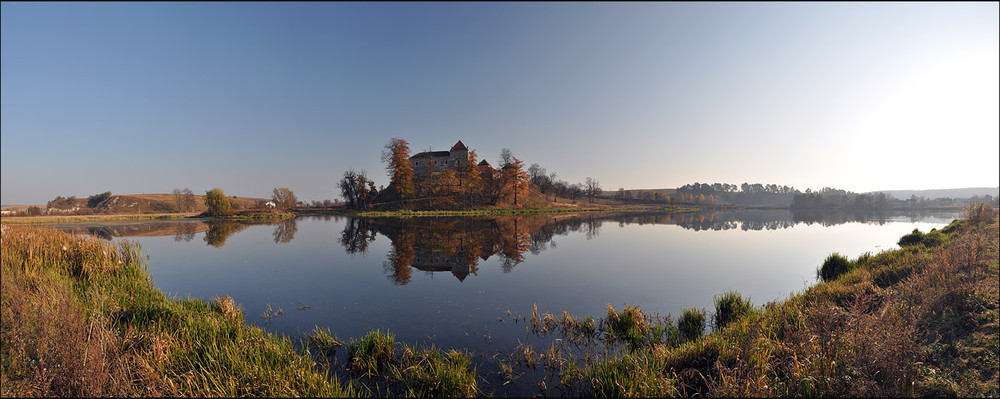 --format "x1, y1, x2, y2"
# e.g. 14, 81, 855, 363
59, 210, 955, 285
332, 209, 956, 284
